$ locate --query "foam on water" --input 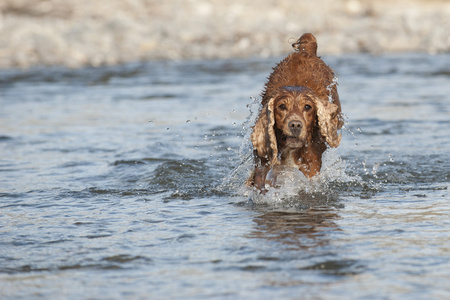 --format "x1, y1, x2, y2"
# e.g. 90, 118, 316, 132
245, 148, 361, 208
